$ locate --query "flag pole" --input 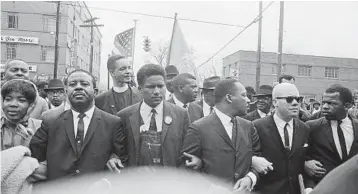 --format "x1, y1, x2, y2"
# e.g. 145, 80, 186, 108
166, 13, 178, 67
131, 20, 137, 70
